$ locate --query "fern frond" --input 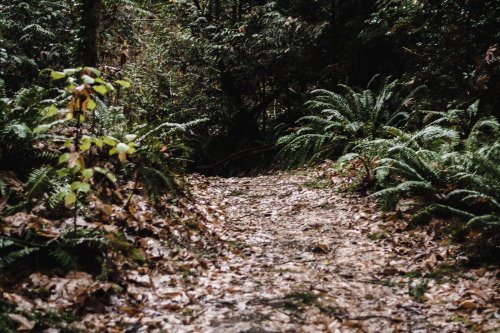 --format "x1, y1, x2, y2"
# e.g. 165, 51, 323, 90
25, 166, 54, 198
0, 246, 40, 269
467, 214, 500, 228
